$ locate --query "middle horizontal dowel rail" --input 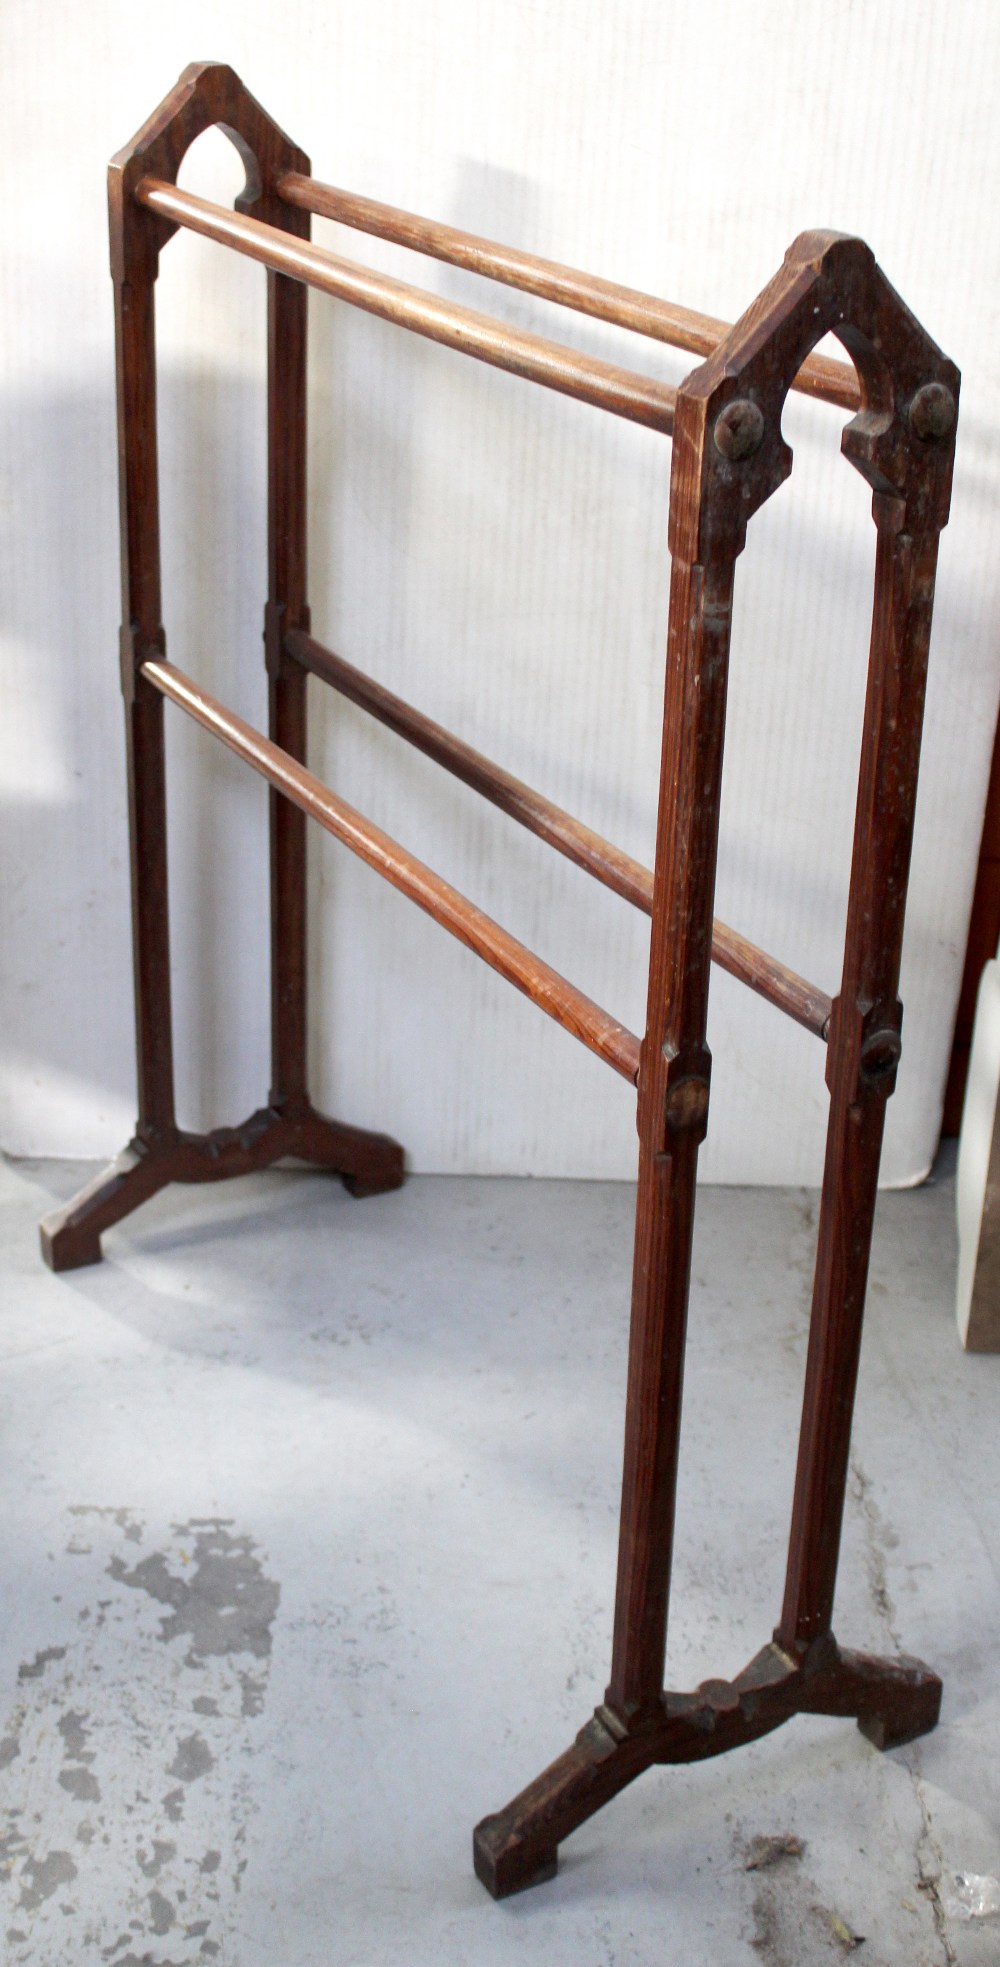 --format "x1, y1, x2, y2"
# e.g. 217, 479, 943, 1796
285, 628, 833, 1041
141, 658, 642, 1084
136, 179, 678, 435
